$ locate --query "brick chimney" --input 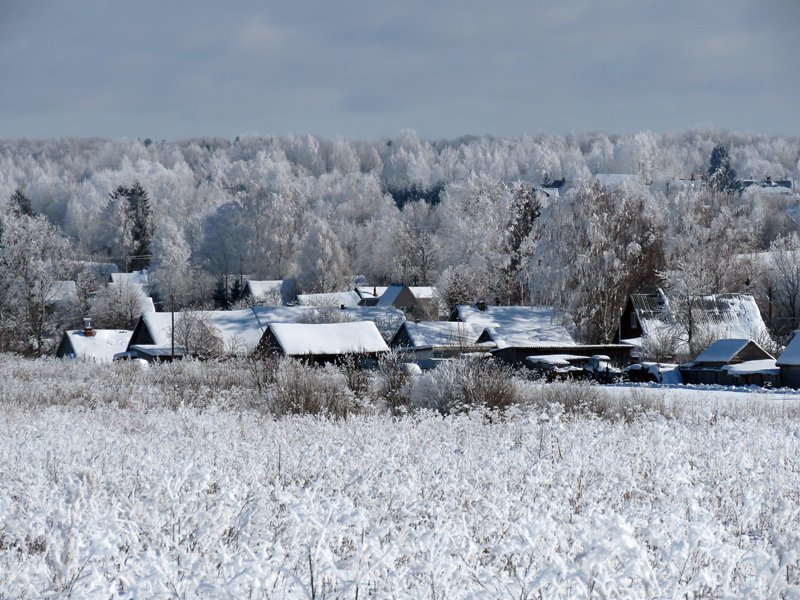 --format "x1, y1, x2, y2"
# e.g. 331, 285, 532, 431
82, 317, 94, 337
